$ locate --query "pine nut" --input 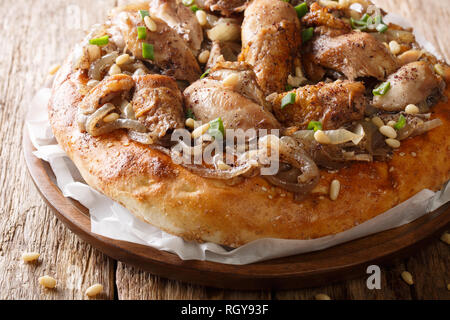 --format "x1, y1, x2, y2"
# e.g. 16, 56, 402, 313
109, 64, 121, 76
379, 125, 397, 139
38, 275, 57, 289
103, 112, 119, 123
87, 45, 101, 62
133, 68, 147, 76
314, 130, 331, 144
86, 284, 104, 297
397, 49, 422, 65
48, 64, 61, 75
440, 232, 450, 245
87, 79, 100, 88
185, 118, 195, 129
329, 179, 340, 201
371, 116, 384, 128
191, 123, 210, 139
144, 16, 157, 32
115, 53, 130, 65
405, 104, 419, 114
315, 293, 331, 300
385, 138, 401, 149
222, 73, 239, 87
198, 50, 210, 64
434, 63, 445, 77
389, 40, 401, 55
196, 10, 207, 26
21, 252, 40, 263
401, 271, 414, 285
387, 120, 396, 127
